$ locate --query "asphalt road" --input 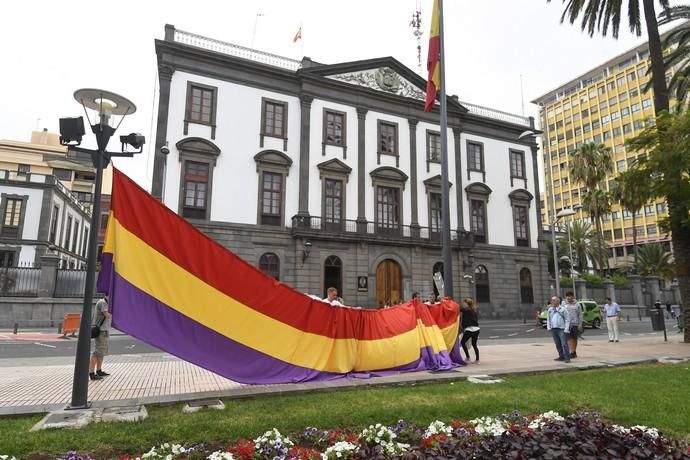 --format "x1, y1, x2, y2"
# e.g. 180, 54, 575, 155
0, 318, 677, 359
